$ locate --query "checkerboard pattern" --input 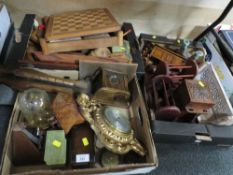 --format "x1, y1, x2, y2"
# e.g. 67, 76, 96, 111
45, 8, 120, 40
